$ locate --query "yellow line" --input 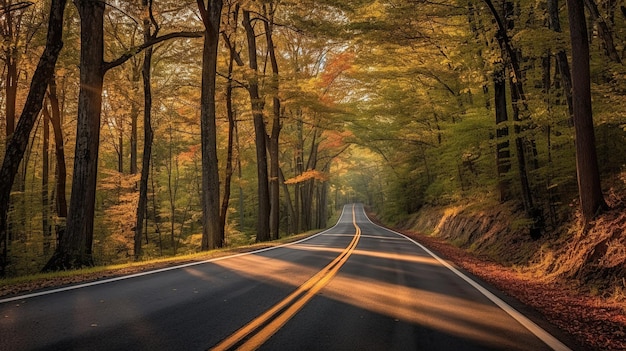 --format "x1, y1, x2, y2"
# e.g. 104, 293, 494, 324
211, 205, 362, 351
